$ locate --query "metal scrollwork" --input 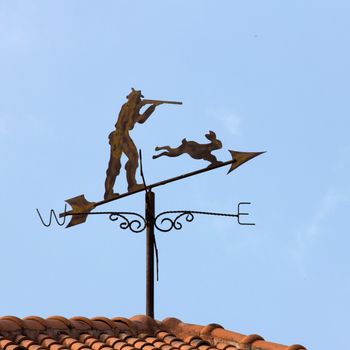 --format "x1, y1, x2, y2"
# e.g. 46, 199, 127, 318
108, 212, 146, 233
37, 203, 254, 231
154, 204, 254, 233
155, 211, 195, 232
